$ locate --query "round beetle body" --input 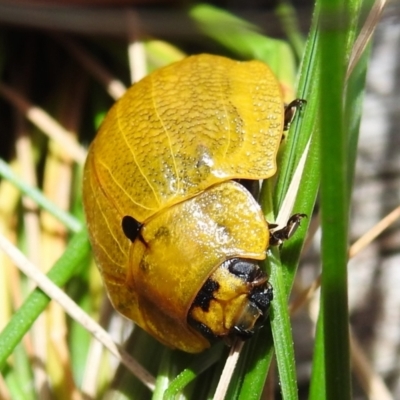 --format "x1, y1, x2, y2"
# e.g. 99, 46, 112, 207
83, 54, 285, 352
